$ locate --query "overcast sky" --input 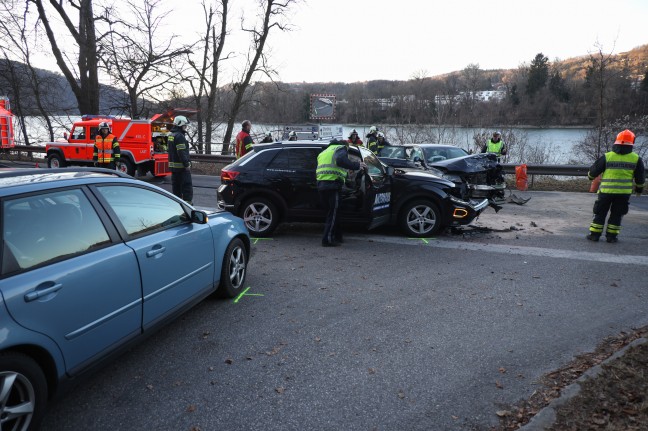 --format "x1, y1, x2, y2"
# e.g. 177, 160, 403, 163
226, 0, 648, 83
